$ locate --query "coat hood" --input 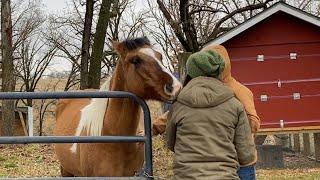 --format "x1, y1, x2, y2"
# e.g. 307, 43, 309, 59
177, 77, 234, 108
201, 44, 232, 82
